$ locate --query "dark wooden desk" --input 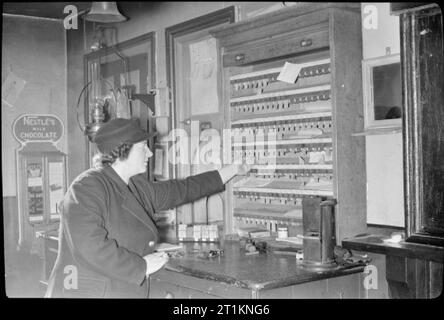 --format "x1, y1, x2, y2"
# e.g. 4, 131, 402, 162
149, 241, 365, 298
